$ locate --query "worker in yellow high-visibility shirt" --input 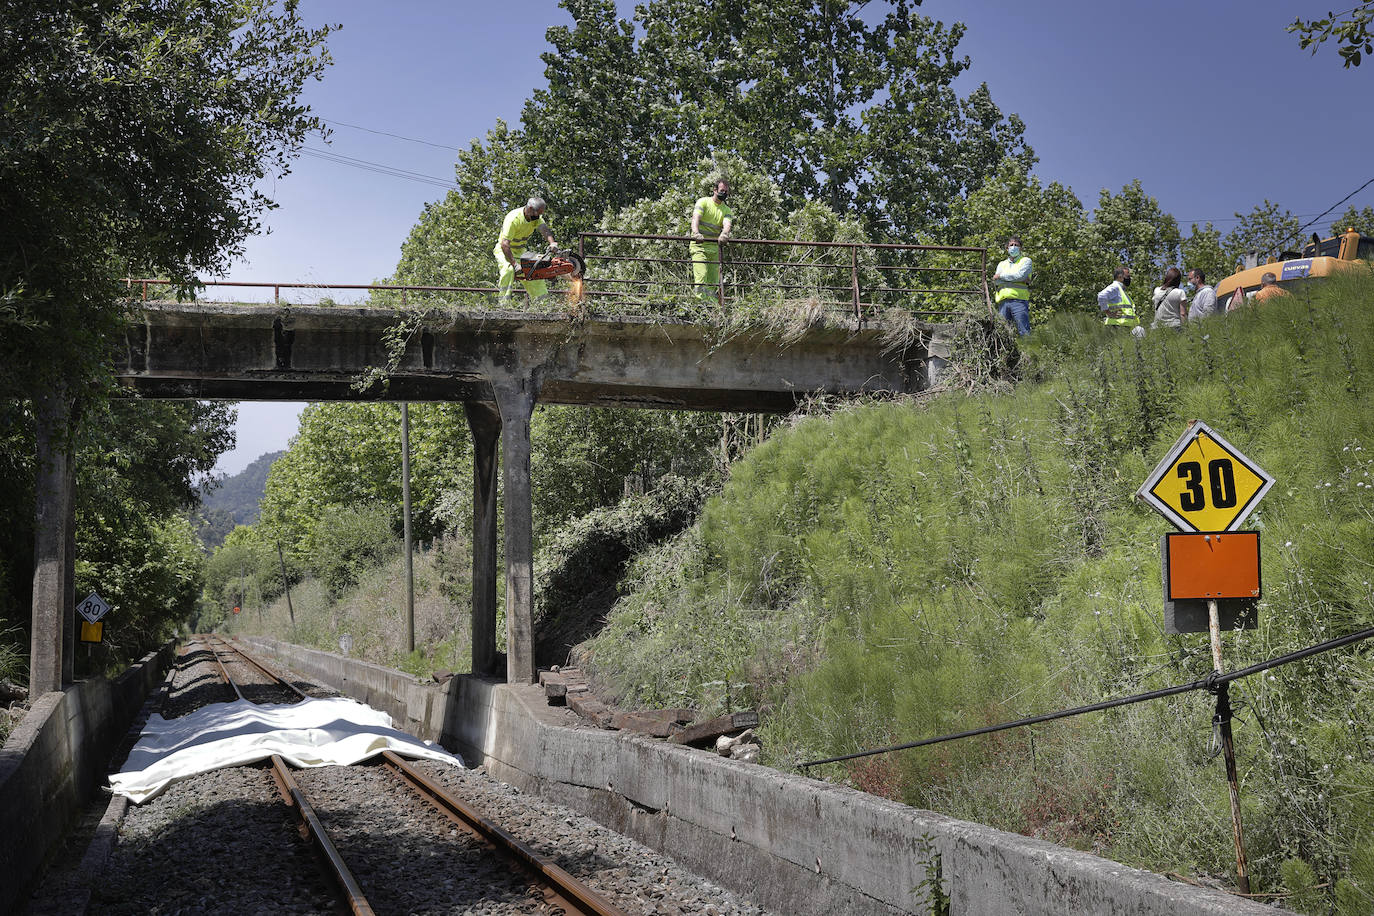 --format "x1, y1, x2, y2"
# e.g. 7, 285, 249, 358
690, 180, 734, 301
494, 197, 557, 304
